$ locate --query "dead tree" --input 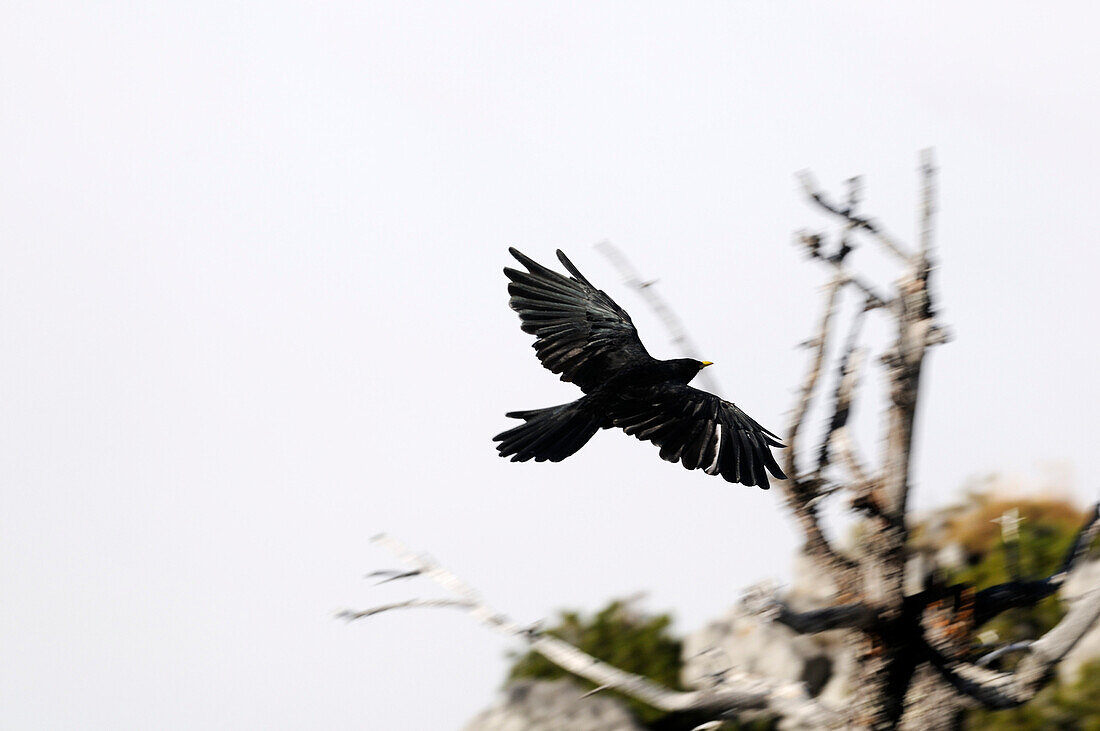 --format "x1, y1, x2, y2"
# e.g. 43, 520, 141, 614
344, 152, 1100, 730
